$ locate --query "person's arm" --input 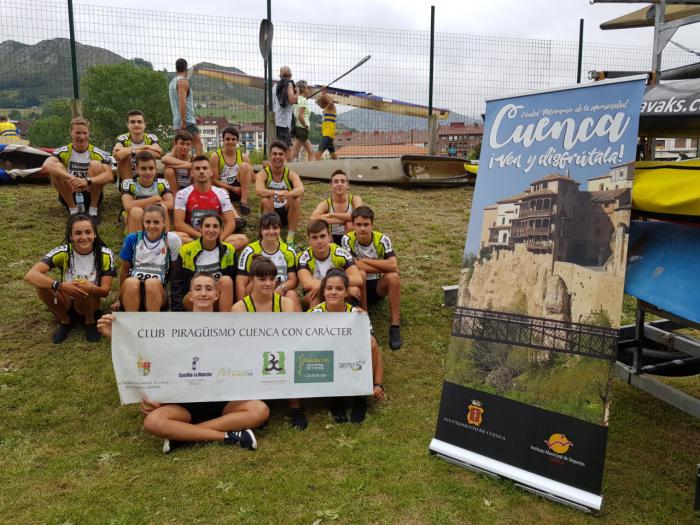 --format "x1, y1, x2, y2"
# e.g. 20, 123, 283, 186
282, 171, 304, 199
356, 256, 398, 274
280, 296, 294, 312
42, 155, 71, 181
144, 143, 163, 157
96, 312, 115, 338
219, 210, 237, 240
370, 335, 385, 400
119, 261, 132, 290
210, 152, 237, 192
78, 274, 113, 298
89, 161, 115, 186
281, 270, 298, 293
255, 169, 276, 198
297, 268, 321, 299
344, 264, 363, 288
24, 260, 88, 298
173, 209, 201, 239
235, 275, 250, 303
112, 142, 132, 161
309, 200, 337, 223
177, 79, 189, 129
242, 152, 251, 163
287, 82, 299, 105
161, 154, 191, 169
121, 193, 163, 211
297, 106, 308, 128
